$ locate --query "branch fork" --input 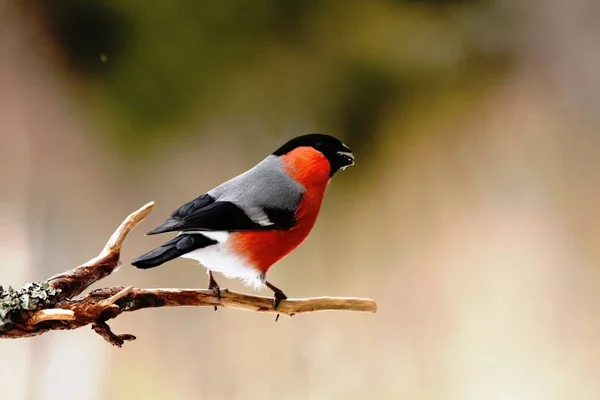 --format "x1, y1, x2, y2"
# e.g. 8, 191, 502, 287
0, 202, 377, 347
